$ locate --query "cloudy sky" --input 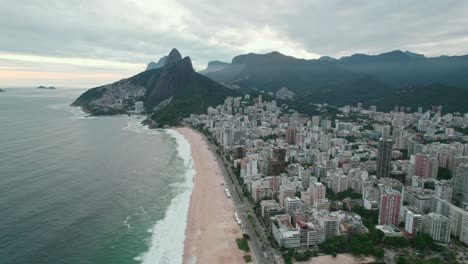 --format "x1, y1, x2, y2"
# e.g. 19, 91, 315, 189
1, 0, 468, 87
